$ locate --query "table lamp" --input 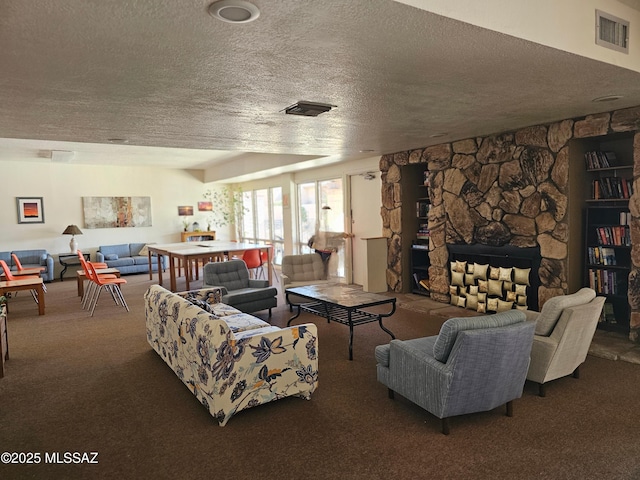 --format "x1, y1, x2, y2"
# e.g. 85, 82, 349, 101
62, 225, 83, 253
